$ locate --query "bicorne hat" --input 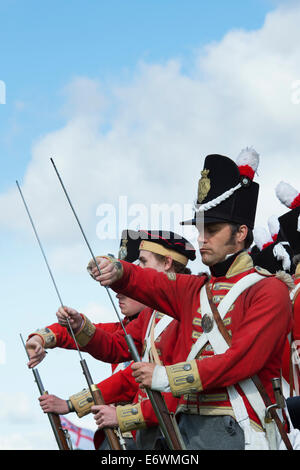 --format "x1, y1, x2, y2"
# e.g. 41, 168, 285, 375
118, 229, 196, 267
